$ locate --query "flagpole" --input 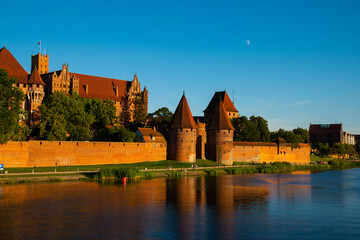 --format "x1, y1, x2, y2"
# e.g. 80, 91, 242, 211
39, 41, 41, 54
